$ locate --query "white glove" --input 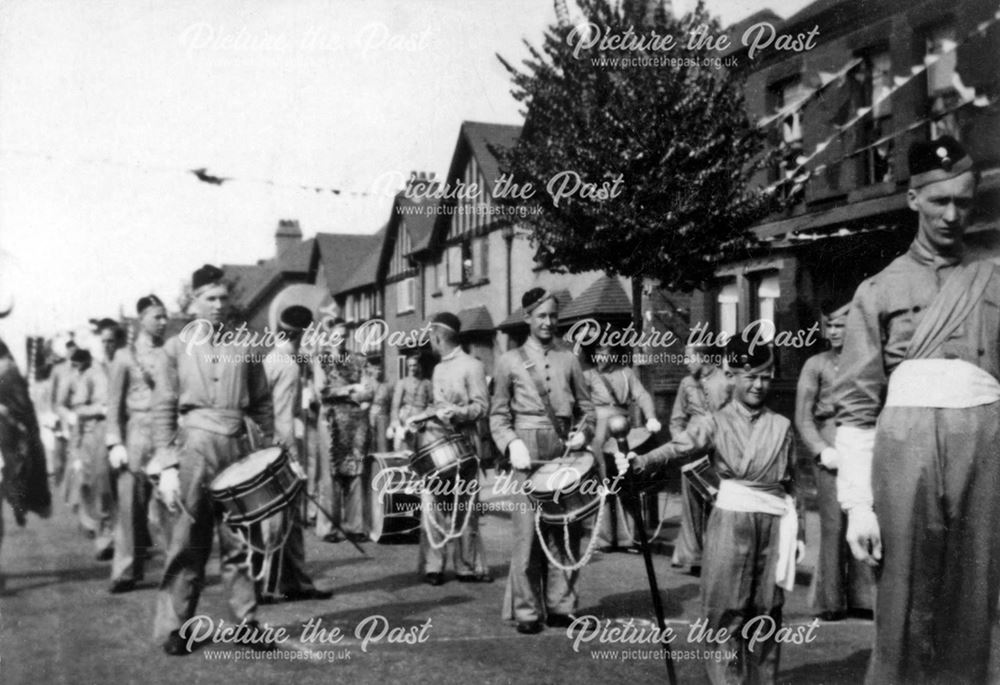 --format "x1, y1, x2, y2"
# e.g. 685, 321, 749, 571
819, 446, 840, 470
565, 431, 586, 451
108, 444, 128, 470
508, 440, 531, 470
435, 405, 457, 424
385, 425, 395, 441
796, 540, 806, 564
65, 412, 78, 428
846, 506, 882, 566
645, 418, 661, 434
70, 458, 83, 473
158, 468, 181, 513
294, 418, 306, 440
614, 451, 637, 476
